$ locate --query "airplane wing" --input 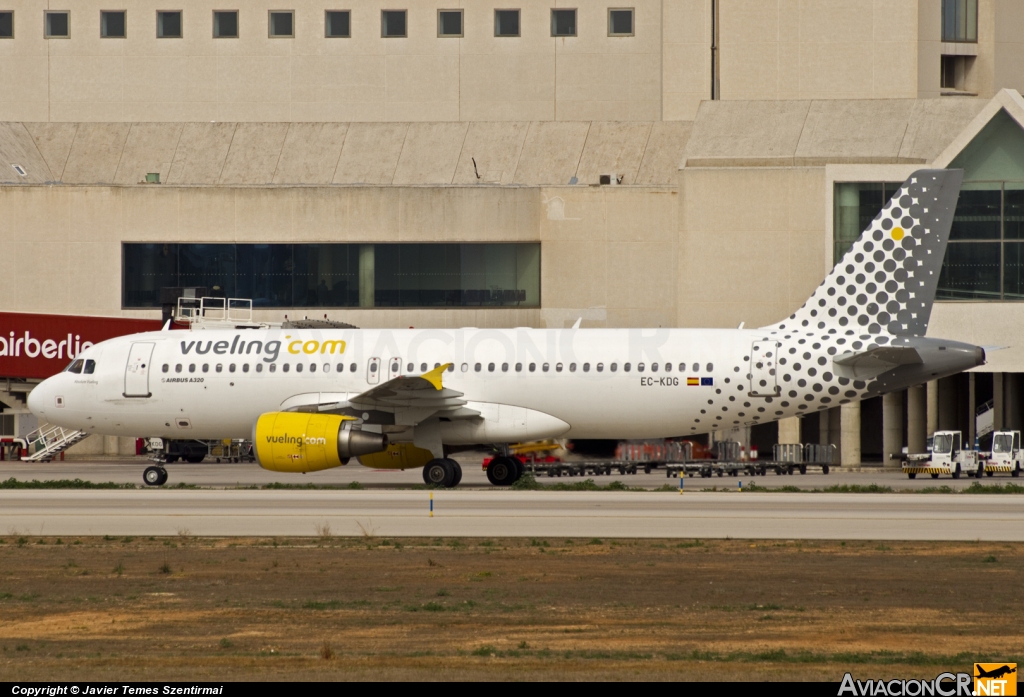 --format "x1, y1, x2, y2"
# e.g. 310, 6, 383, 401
833, 346, 922, 379
348, 363, 479, 425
